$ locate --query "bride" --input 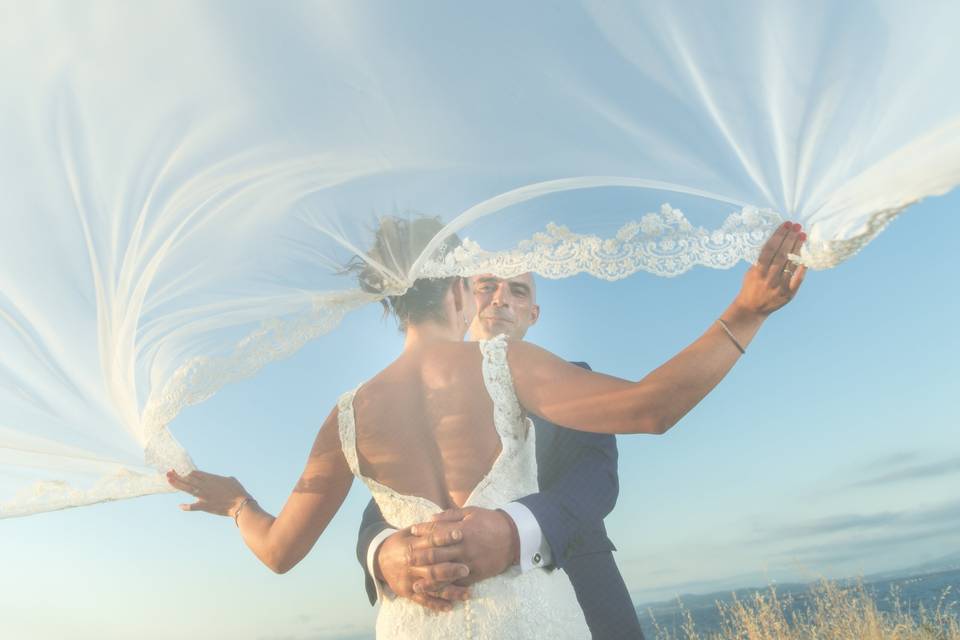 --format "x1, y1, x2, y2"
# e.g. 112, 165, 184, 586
167, 216, 807, 638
